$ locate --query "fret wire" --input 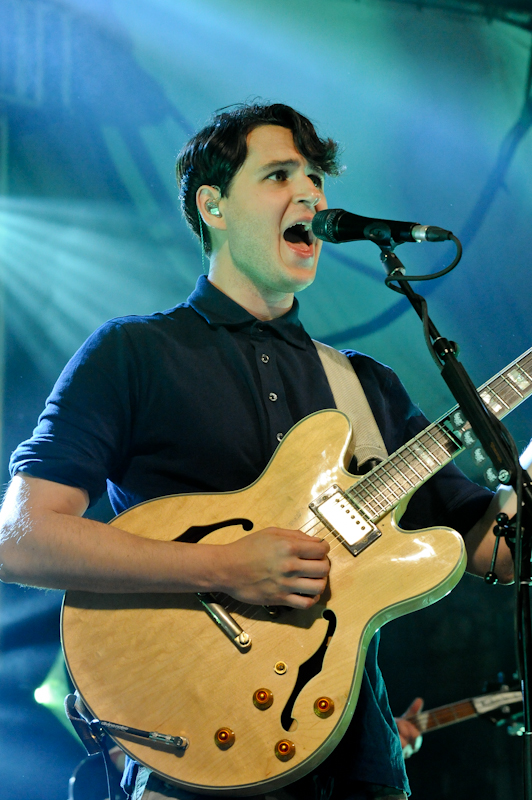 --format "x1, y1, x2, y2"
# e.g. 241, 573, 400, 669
363, 470, 402, 505
508, 363, 532, 386
348, 486, 380, 519
480, 384, 510, 412
417, 429, 449, 467
387, 454, 417, 485
497, 374, 523, 400
345, 349, 532, 524
378, 467, 414, 502
412, 437, 445, 471
433, 705, 467, 725
351, 422, 460, 521
395, 448, 427, 482
422, 427, 450, 458
433, 701, 475, 724
349, 480, 375, 502
508, 366, 530, 392
370, 467, 403, 501
426, 426, 459, 459
479, 354, 532, 401
353, 475, 388, 515
380, 463, 411, 496
489, 380, 513, 406
352, 456, 416, 513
